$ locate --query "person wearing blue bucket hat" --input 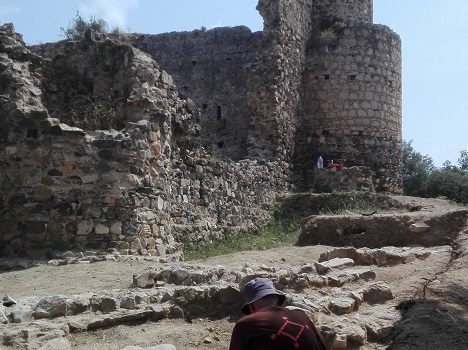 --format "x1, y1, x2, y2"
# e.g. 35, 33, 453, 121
229, 277, 328, 350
